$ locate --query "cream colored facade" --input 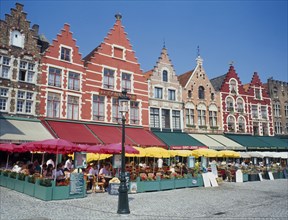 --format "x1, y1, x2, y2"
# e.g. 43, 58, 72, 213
179, 56, 223, 134
145, 47, 183, 131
